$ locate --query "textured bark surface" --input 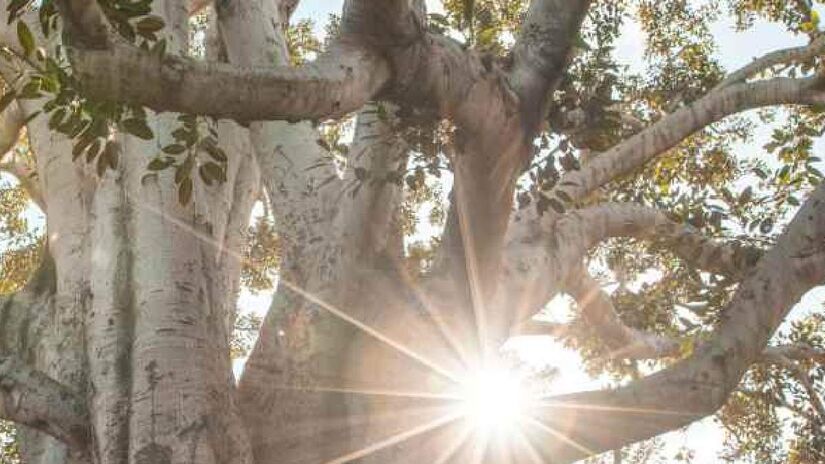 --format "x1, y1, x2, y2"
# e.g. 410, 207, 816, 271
1, 1, 825, 463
